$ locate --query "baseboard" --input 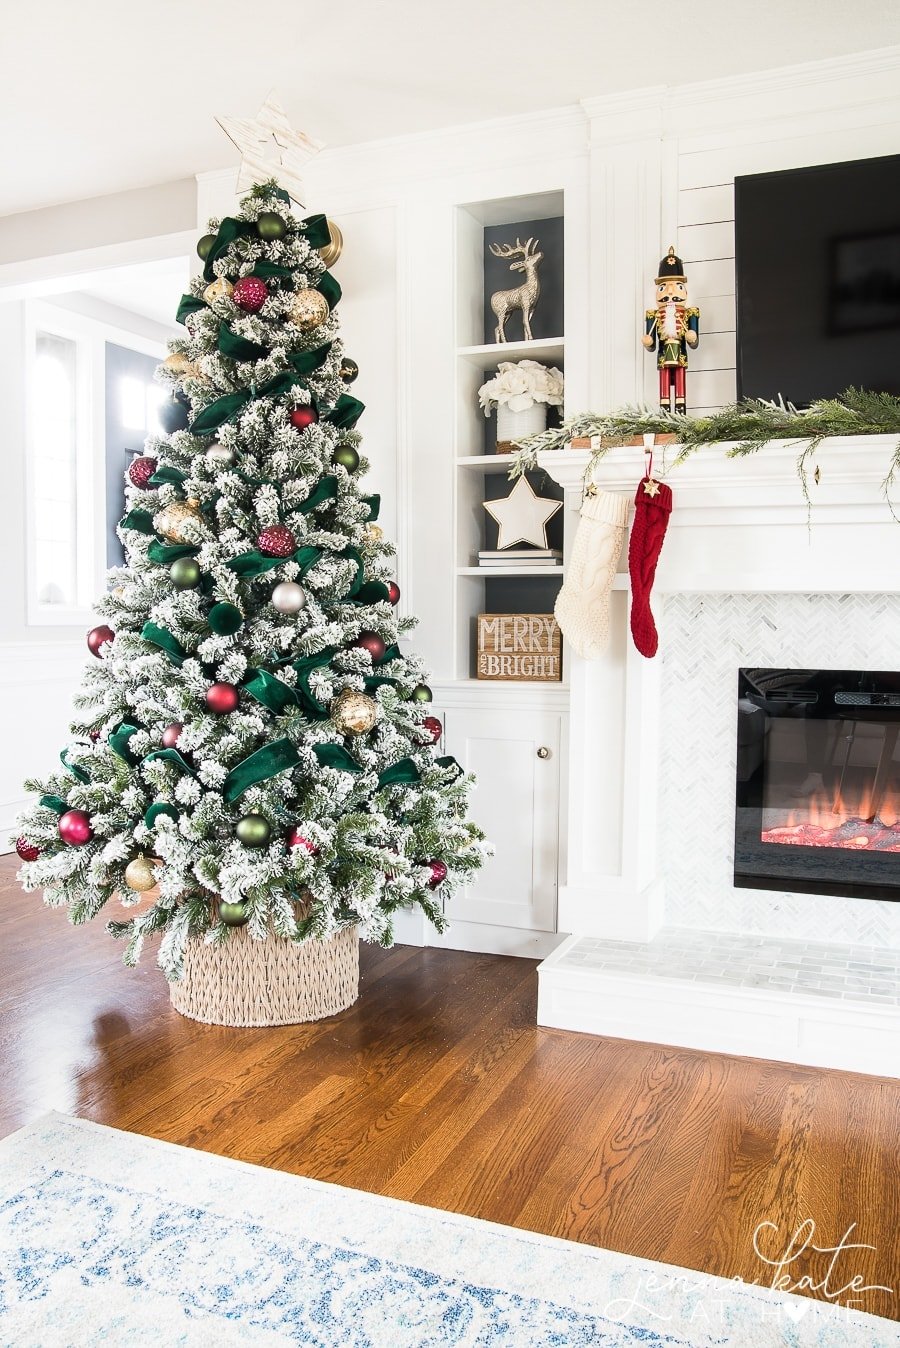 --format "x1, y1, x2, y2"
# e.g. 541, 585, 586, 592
430, 921, 565, 960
